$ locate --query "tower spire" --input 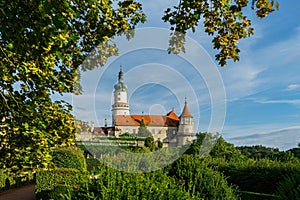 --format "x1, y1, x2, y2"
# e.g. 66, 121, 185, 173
181, 97, 192, 117
118, 65, 123, 82
112, 66, 130, 124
